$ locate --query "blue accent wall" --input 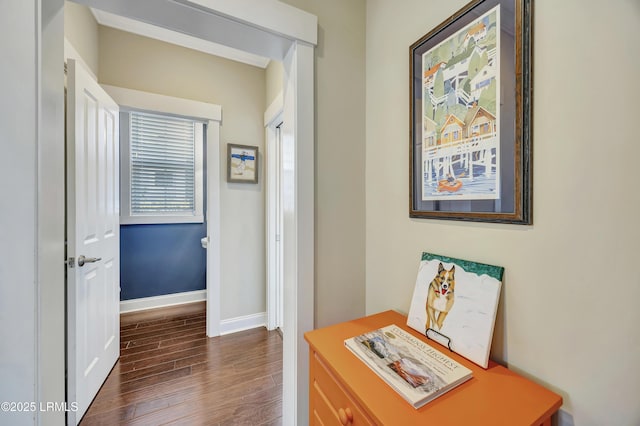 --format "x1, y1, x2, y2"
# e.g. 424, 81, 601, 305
120, 223, 206, 300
